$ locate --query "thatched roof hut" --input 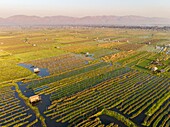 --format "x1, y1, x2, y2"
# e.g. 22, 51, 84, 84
33, 68, 40, 73
29, 95, 41, 104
